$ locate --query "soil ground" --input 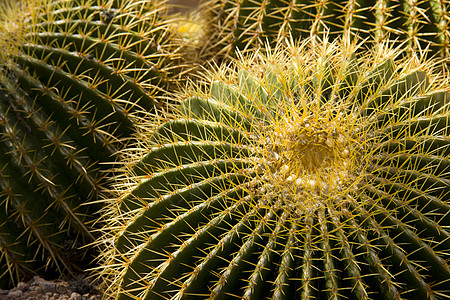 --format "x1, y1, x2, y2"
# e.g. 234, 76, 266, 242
0, 276, 102, 300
